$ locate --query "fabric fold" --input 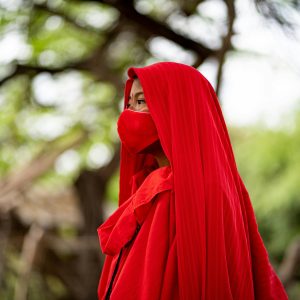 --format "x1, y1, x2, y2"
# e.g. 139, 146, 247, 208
97, 166, 173, 256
